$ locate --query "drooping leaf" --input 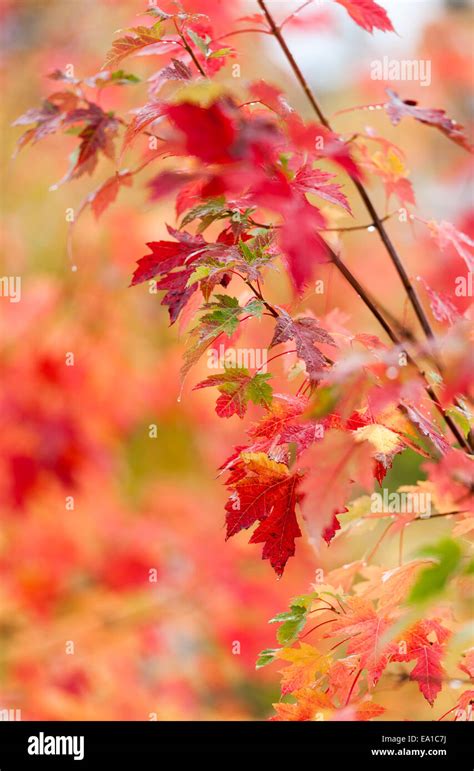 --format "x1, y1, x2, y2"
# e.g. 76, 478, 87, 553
300, 429, 375, 541
12, 92, 79, 154
385, 89, 472, 152
270, 309, 336, 383
424, 219, 474, 273
88, 170, 133, 218
225, 451, 304, 576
